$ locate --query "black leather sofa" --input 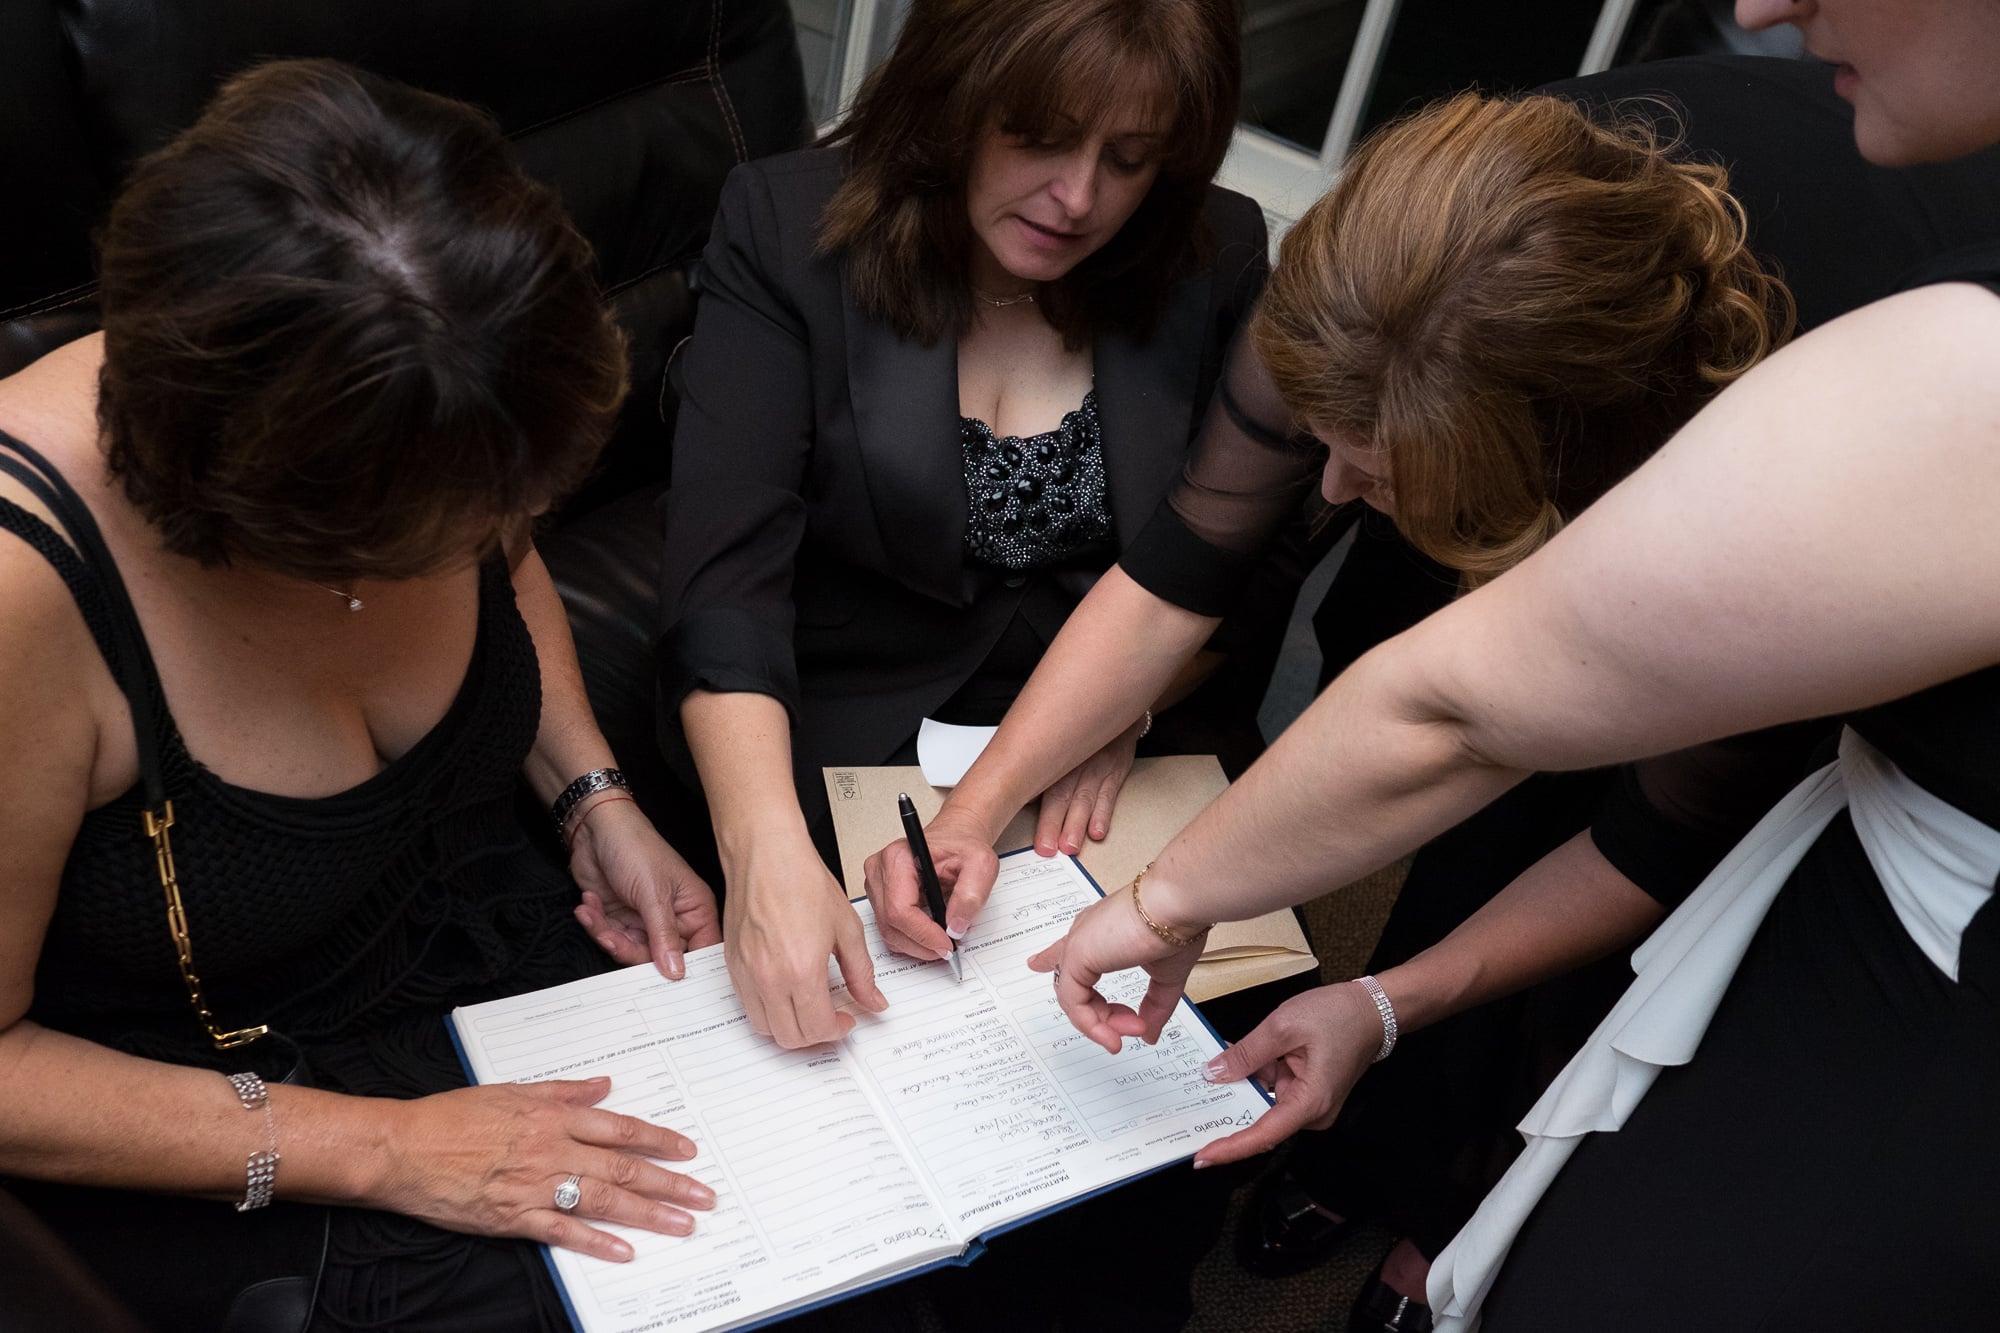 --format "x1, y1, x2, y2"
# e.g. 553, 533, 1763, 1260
0, 3, 812, 1324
